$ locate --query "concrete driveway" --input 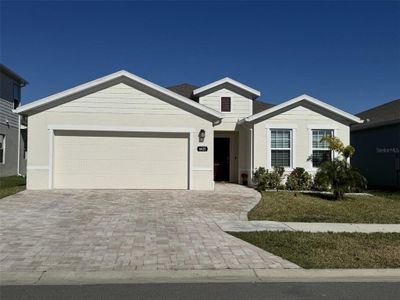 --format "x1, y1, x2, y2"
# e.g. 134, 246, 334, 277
0, 184, 298, 273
